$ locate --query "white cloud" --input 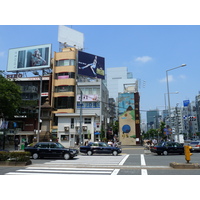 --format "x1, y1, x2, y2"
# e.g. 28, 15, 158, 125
160, 75, 174, 83
135, 56, 152, 63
